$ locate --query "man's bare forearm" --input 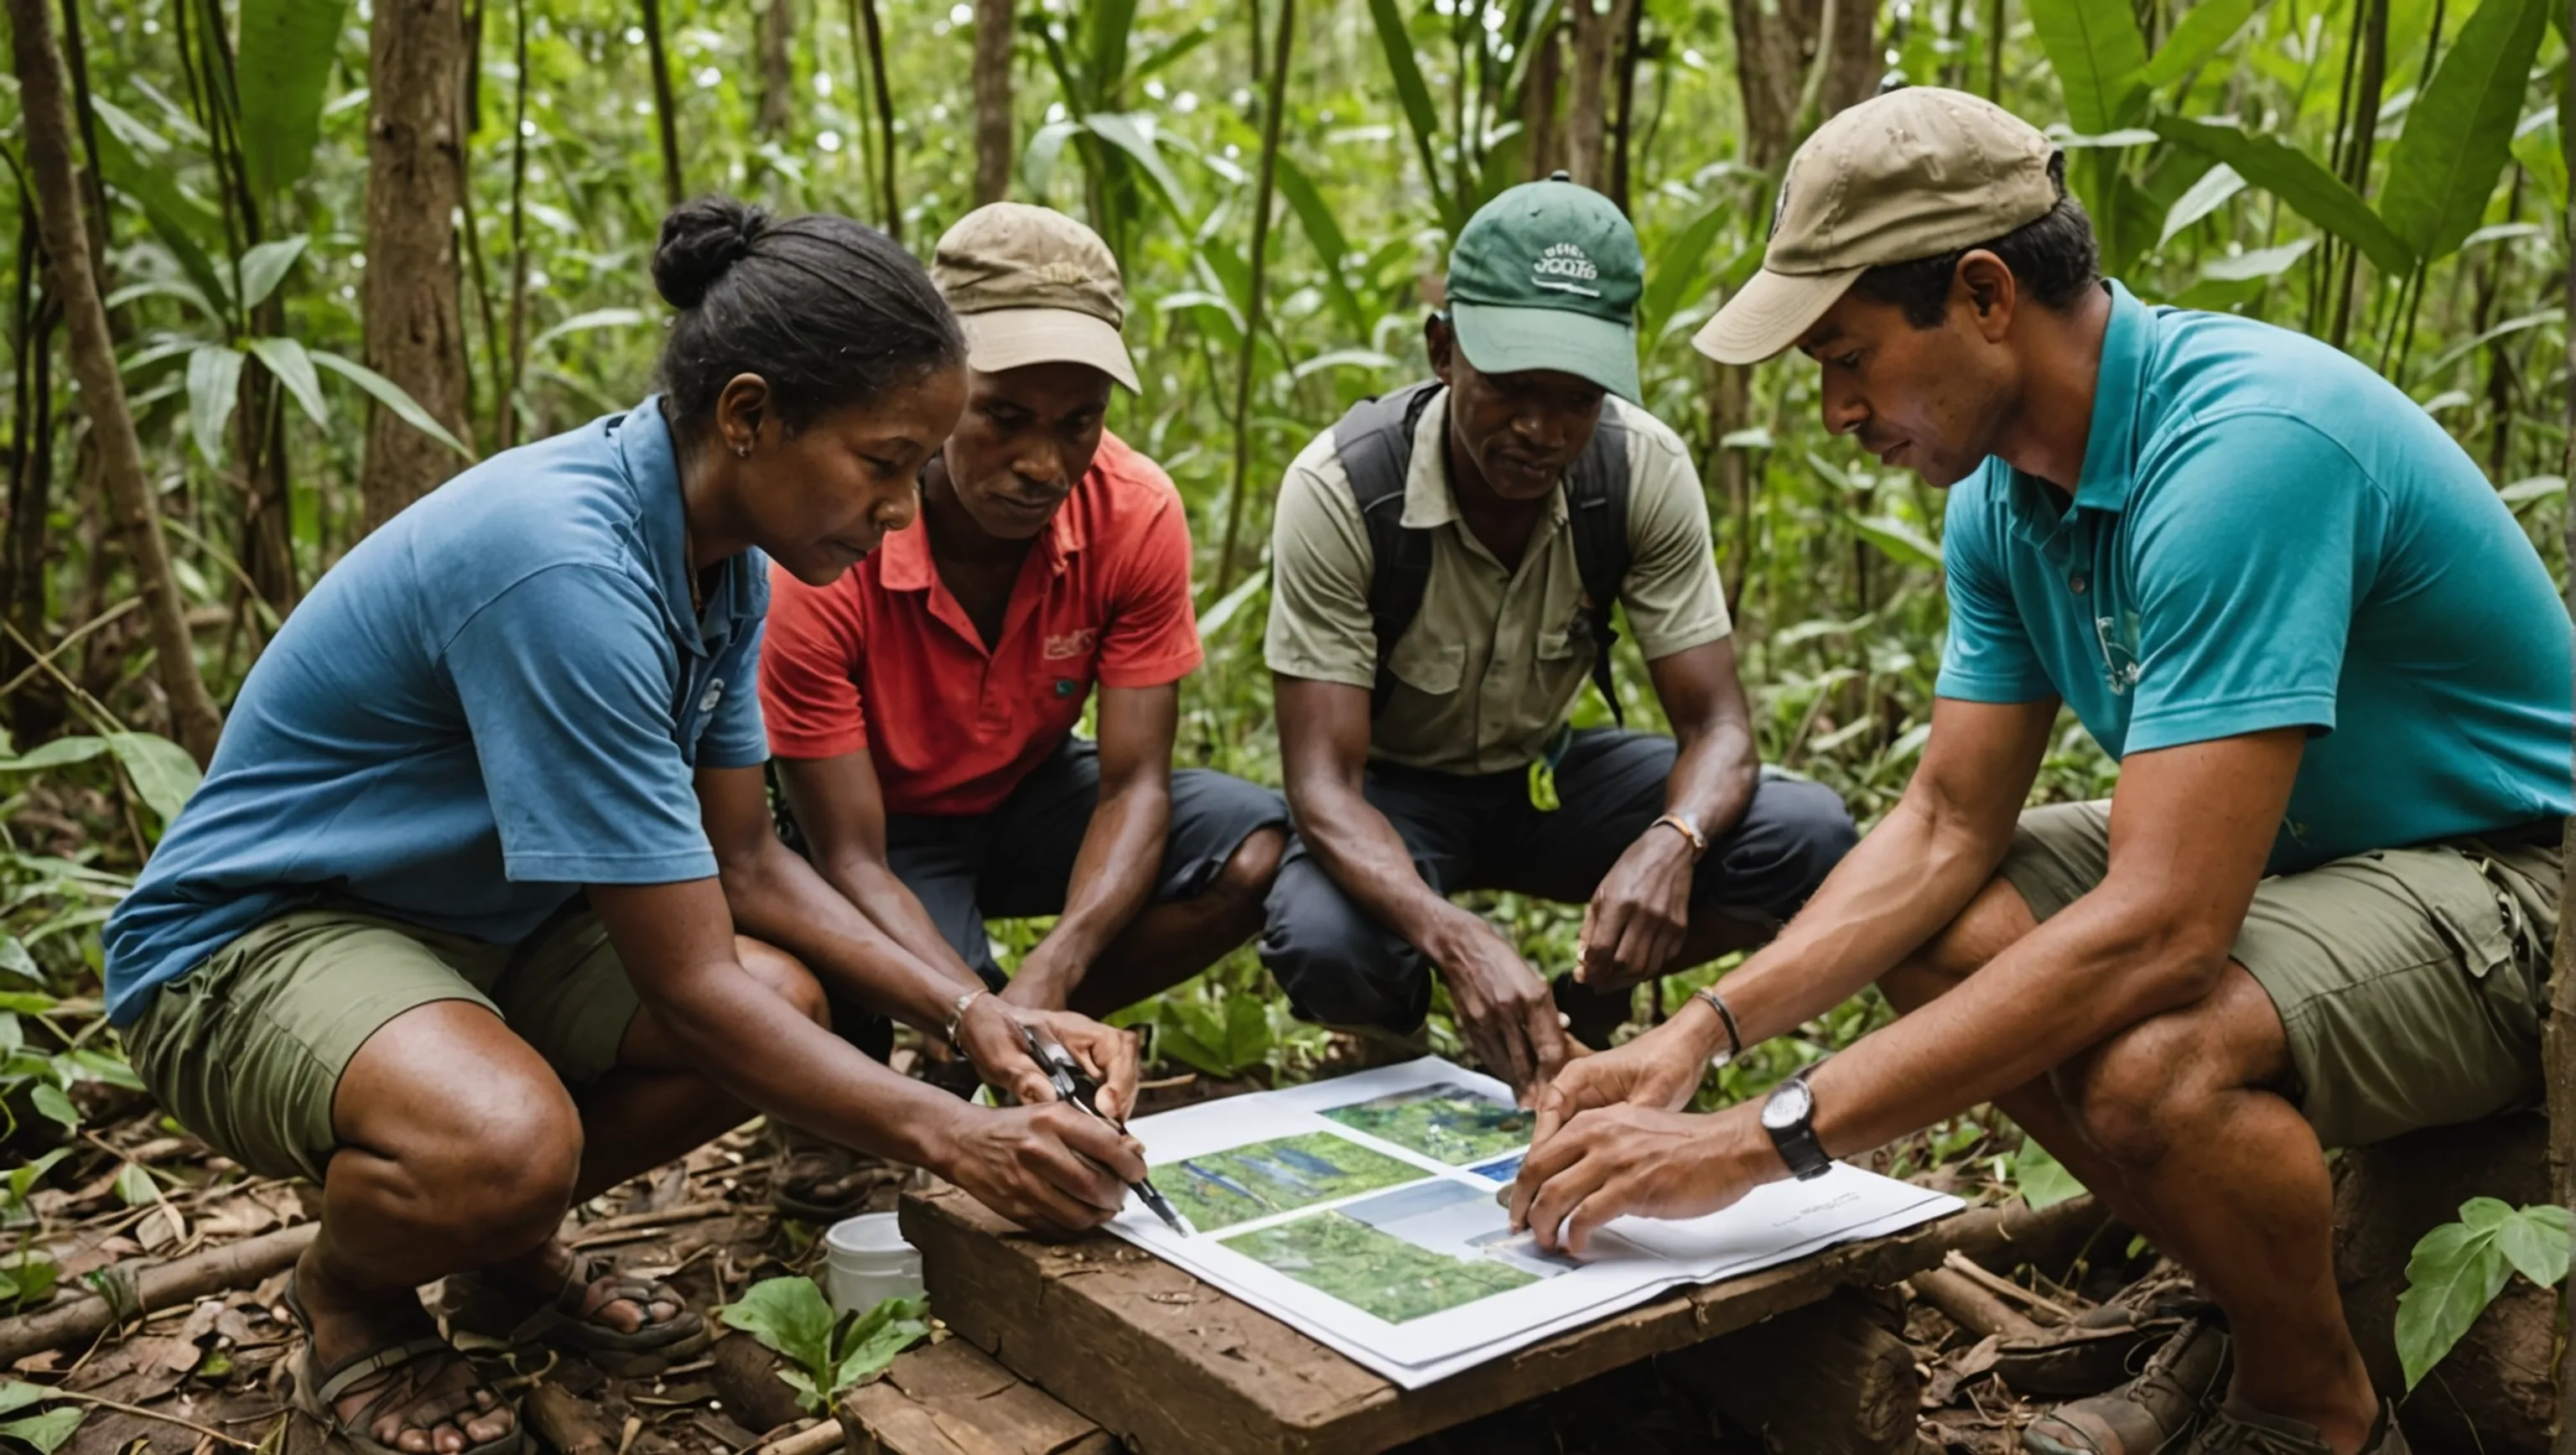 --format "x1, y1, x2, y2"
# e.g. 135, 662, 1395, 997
1802, 889, 2231, 1155
1012, 779, 1169, 1006
1295, 780, 1487, 959
720, 837, 981, 1032
1665, 716, 1758, 844
1672, 793, 2008, 1057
